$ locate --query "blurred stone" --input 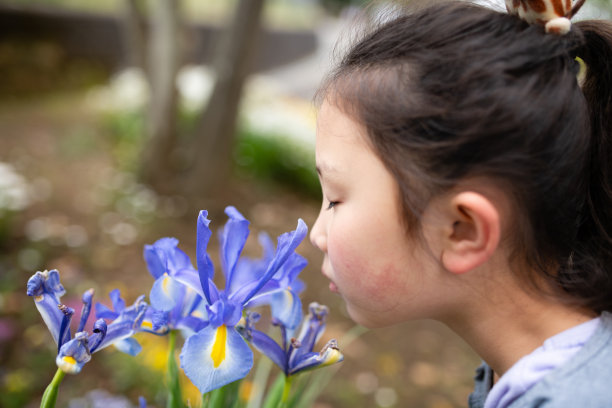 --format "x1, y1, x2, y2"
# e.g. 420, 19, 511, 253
374, 387, 398, 407
355, 371, 379, 394
409, 361, 440, 388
